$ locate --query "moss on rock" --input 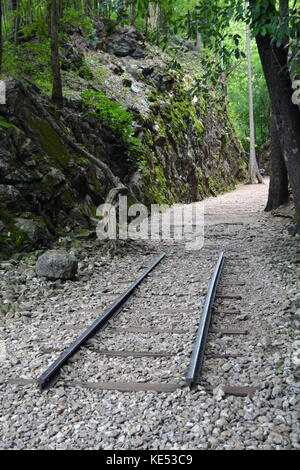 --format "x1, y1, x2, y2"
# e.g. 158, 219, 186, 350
24, 109, 72, 170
